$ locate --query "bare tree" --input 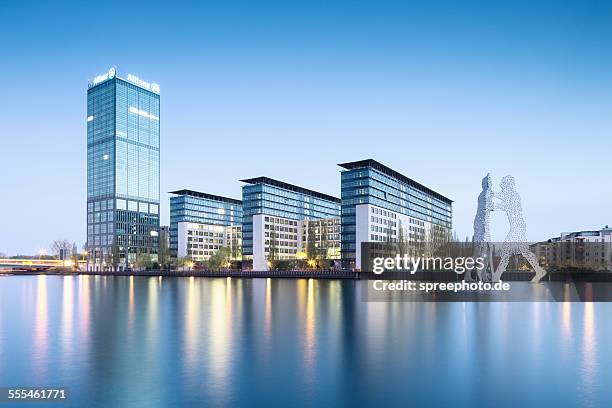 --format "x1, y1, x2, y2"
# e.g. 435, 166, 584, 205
397, 220, 409, 257
158, 235, 170, 269
319, 220, 330, 262
306, 221, 317, 261
111, 242, 121, 271
50, 240, 72, 259
268, 224, 278, 262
